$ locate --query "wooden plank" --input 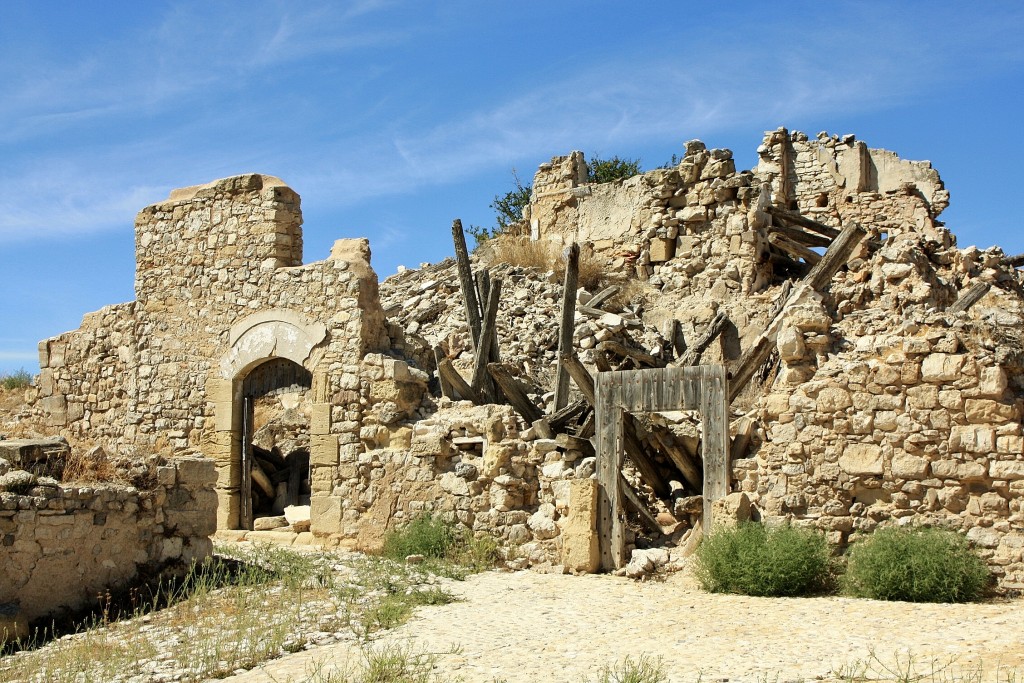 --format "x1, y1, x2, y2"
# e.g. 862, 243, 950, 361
532, 417, 555, 439
553, 243, 580, 412
595, 374, 626, 570
597, 340, 664, 368
699, 365, 730, 532
766, 205, 842, 239
433, 346, 454, 398
768, 222, 832, 248
619, 473, 661, 534
804, 222, 867, 291
471, 277, 503, 400
948, 281, 991, 314
437, 358, 480, 403
675, 311, 728, 367
768, 232, 823, 265
587, 285, 620, 310
728, 336, 773, 404
576, 409, 595, 439
487, 363, 543, 425
452, 219, 483, 351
